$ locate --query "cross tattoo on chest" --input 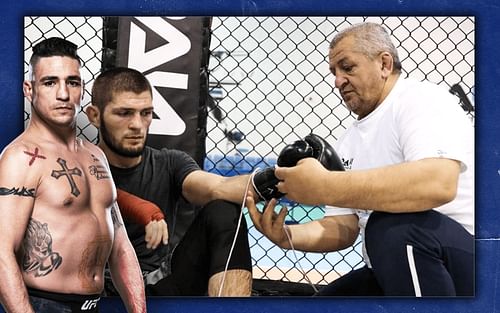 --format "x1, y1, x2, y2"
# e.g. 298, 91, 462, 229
51, 158, 82, 197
